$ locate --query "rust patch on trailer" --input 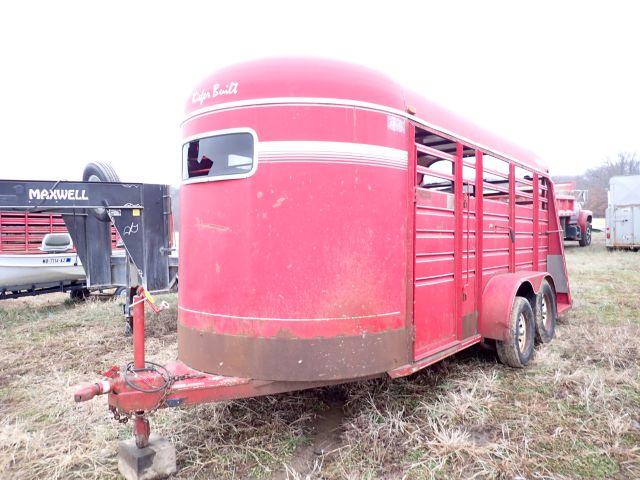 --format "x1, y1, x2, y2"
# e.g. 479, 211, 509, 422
178, 324, 410, 382
461, 311, 478, 339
